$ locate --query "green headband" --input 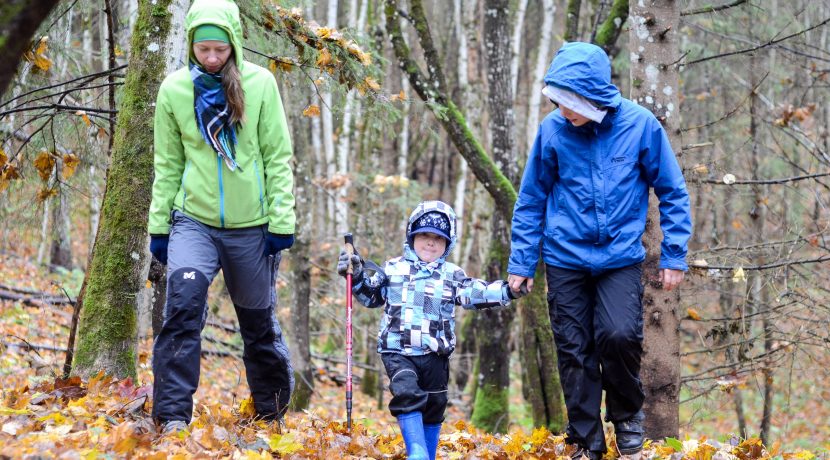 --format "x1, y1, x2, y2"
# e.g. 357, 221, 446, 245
193, 24, 230, 44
